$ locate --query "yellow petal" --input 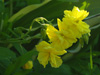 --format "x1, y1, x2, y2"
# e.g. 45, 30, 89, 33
62, 17, 84, 38
50, 54, 62, 68
72, 6, 81, 19
57, 18, 63, 31
36, 41, 51, 52
78, 10, 89, 21
46, 25, 58, 42
53, 50, 67, 55
37, 52, 49, 68
50, 30, 77, 50
51, 38, 71, 50
76, 21, 90, 34
64, 6, 89, 21
62, 17, 74, 30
